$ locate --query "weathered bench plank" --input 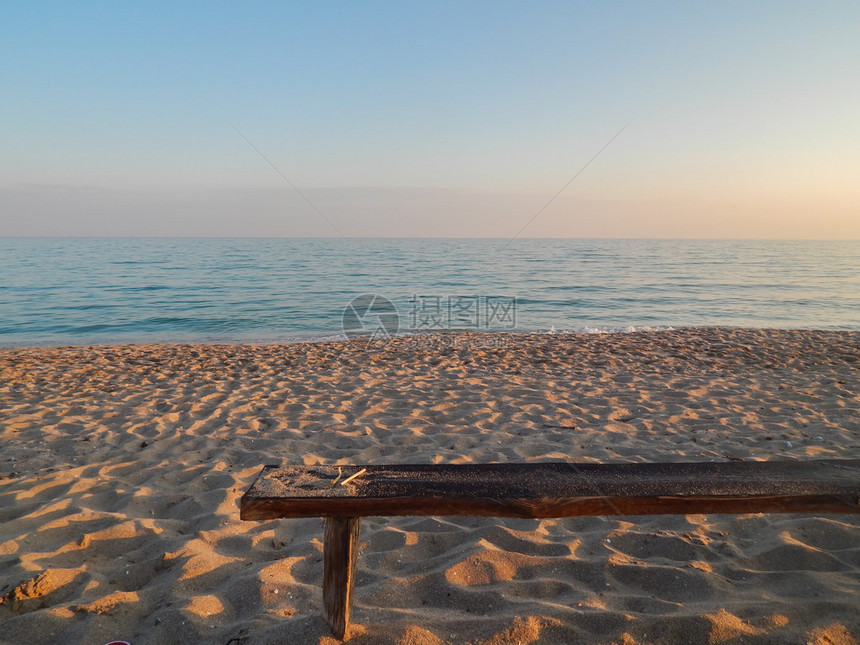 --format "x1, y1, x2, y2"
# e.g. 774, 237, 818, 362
241, 459, 860, 521
240, 459, 860, 639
